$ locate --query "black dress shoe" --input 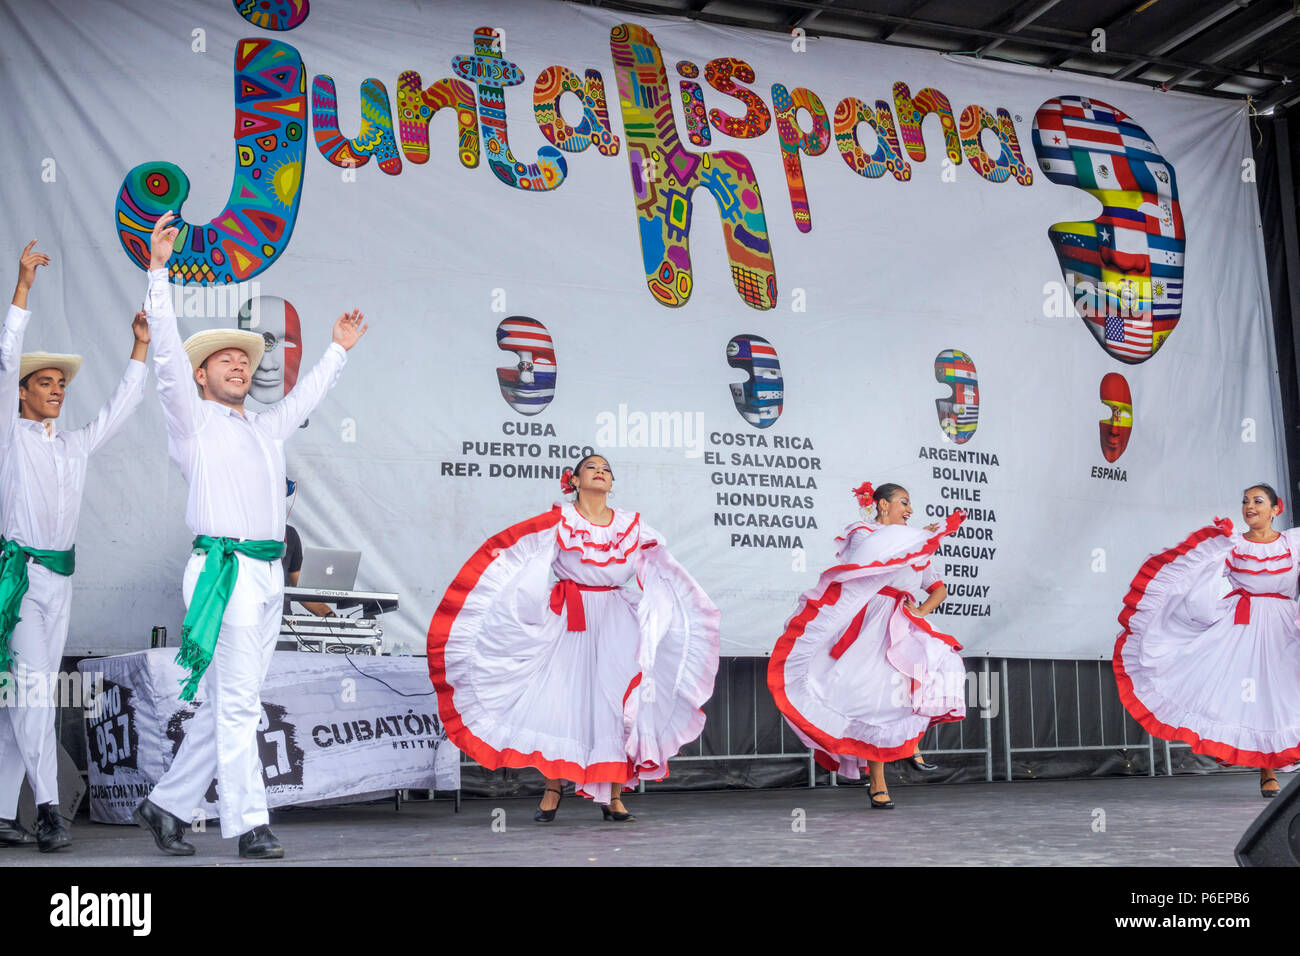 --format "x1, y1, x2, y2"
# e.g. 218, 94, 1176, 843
534, 785, 563, 823
133, 798, 196, 856
238, 824, 284, 859
869, 790, 895, 809
600, 798, 636, 822
909, 754, 939, 772
0, 816, 34, 847
36, 804, 71, 853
